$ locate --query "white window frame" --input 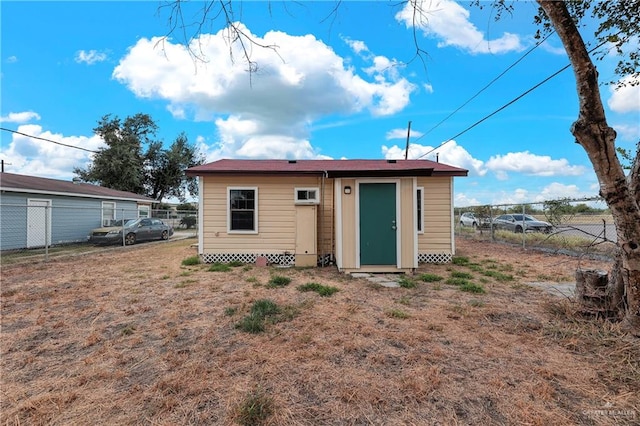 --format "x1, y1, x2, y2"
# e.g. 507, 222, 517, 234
227, 187, 259, 234
138, 205, 150, 218
294, 187, 320, 205
416, 187, 424, 234
102, 201, 116, 226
